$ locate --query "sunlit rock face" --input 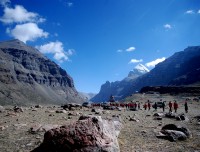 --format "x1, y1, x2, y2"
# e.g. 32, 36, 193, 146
0, 39, 84, 105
